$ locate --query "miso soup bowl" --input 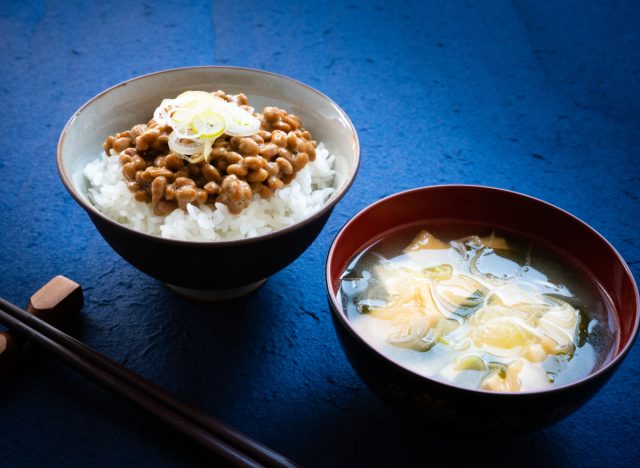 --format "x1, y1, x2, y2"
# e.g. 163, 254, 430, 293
326, 185, 639, 431
58, 66, 359, 300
